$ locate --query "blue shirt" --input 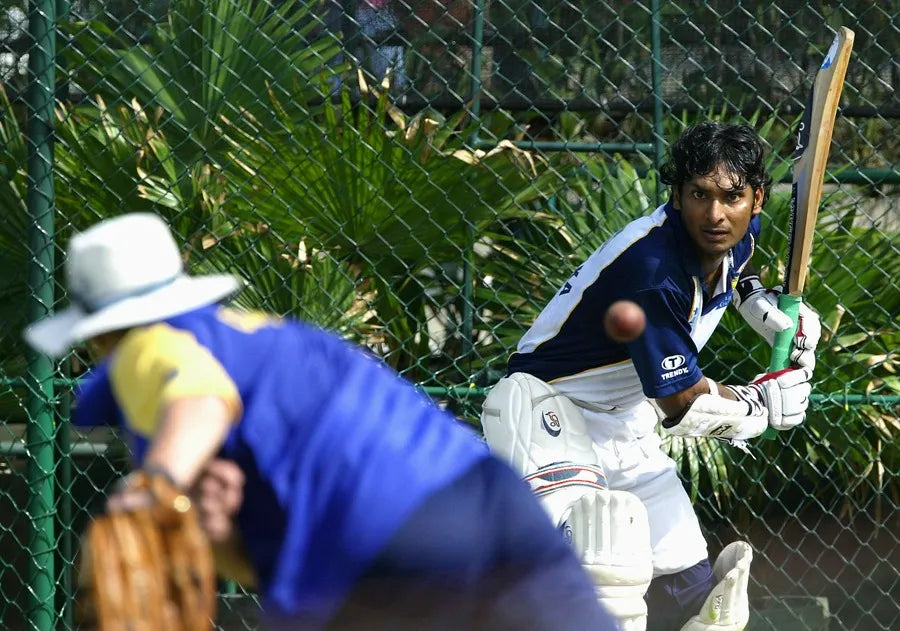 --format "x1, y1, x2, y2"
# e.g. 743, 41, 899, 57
74, 305, 489, 621
509, 202, 758, 402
